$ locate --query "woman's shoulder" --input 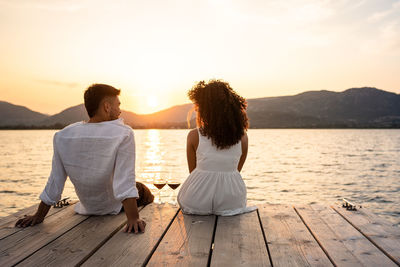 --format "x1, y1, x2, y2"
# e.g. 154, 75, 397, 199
188, 128, 198, 135
187, 128, 199, 141
187, 128, 200, 150
240, 132, 248, 147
